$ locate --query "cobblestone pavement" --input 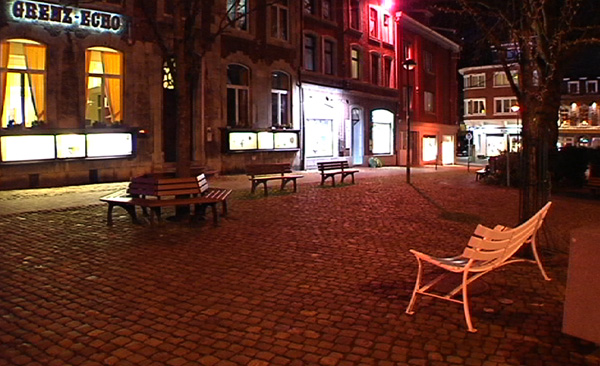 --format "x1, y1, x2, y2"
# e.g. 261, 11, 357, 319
1, 167, 599, 366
